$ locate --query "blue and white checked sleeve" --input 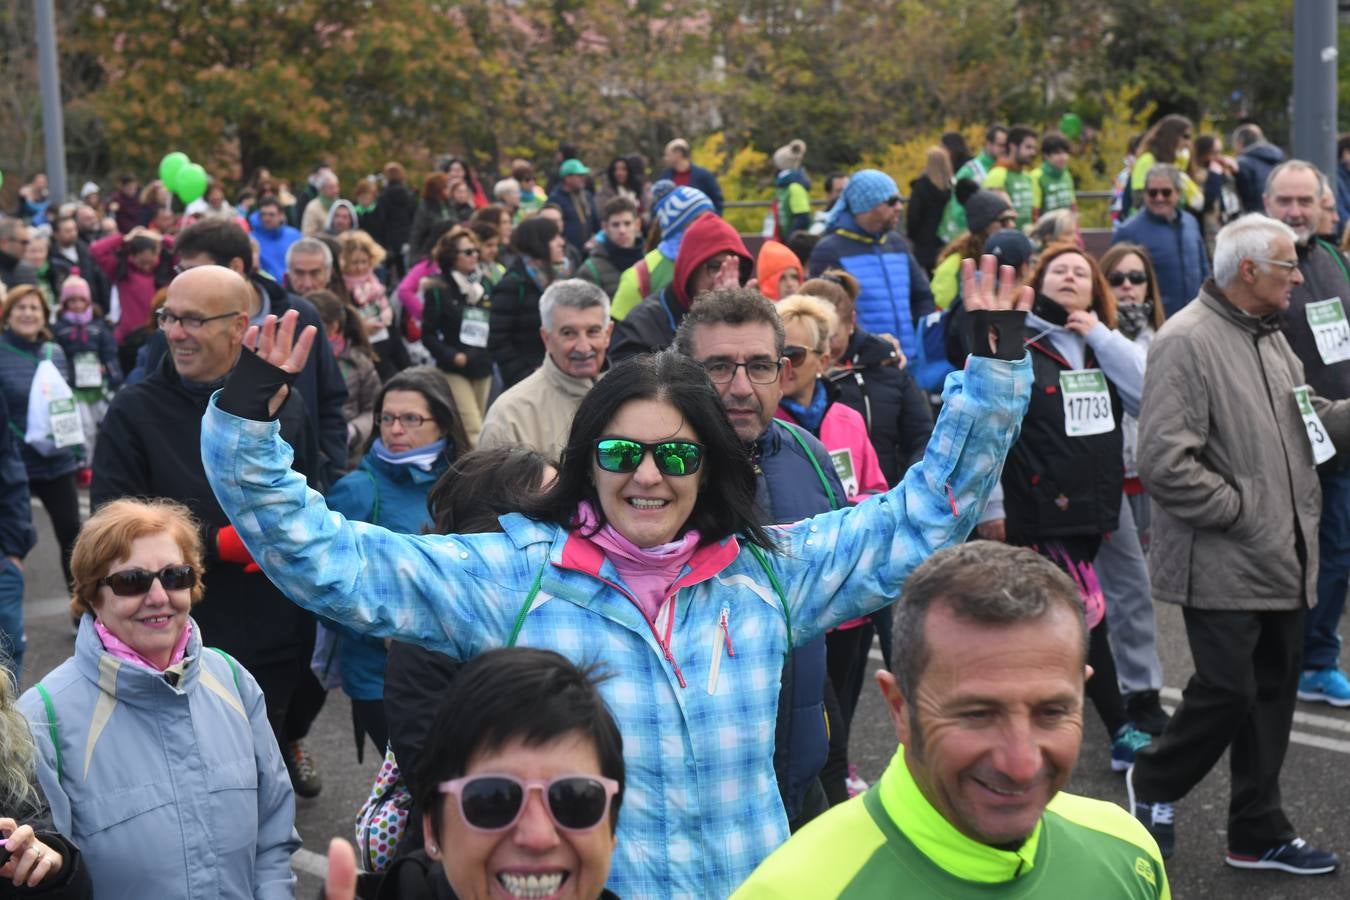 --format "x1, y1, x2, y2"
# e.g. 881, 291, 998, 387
201, 397, 547, 660
766, 353, 1032, 644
